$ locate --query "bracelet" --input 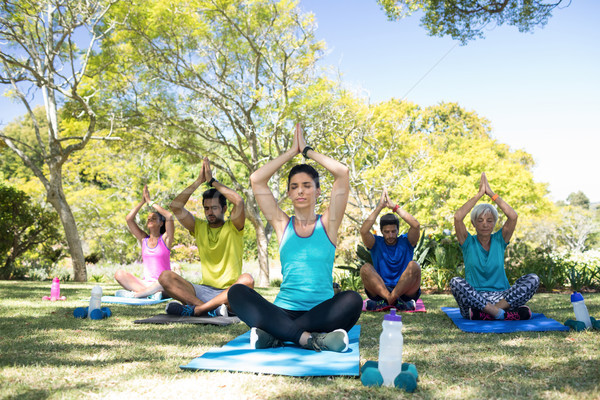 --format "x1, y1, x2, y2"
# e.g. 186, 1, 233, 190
302, 146, 313, 159
392, 204, 400, 213
208, 177, 217, 187
491, 194, 499, 202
